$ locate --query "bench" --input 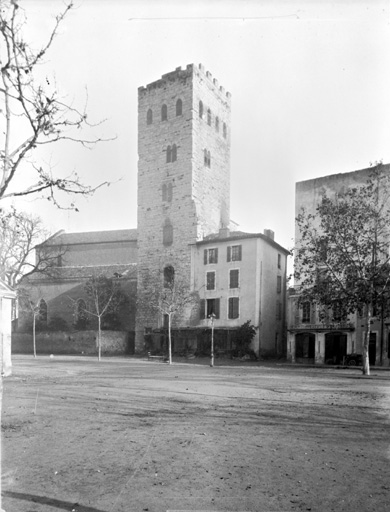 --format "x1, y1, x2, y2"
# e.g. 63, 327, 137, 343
147, 352, 167, 362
